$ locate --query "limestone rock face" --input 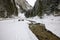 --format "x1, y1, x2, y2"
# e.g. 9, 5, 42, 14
29, 23, 60, 40
15, 0, 32, 12
0, 0, 18, 18
32, 0, 60, 16
0, 0, 32, 18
